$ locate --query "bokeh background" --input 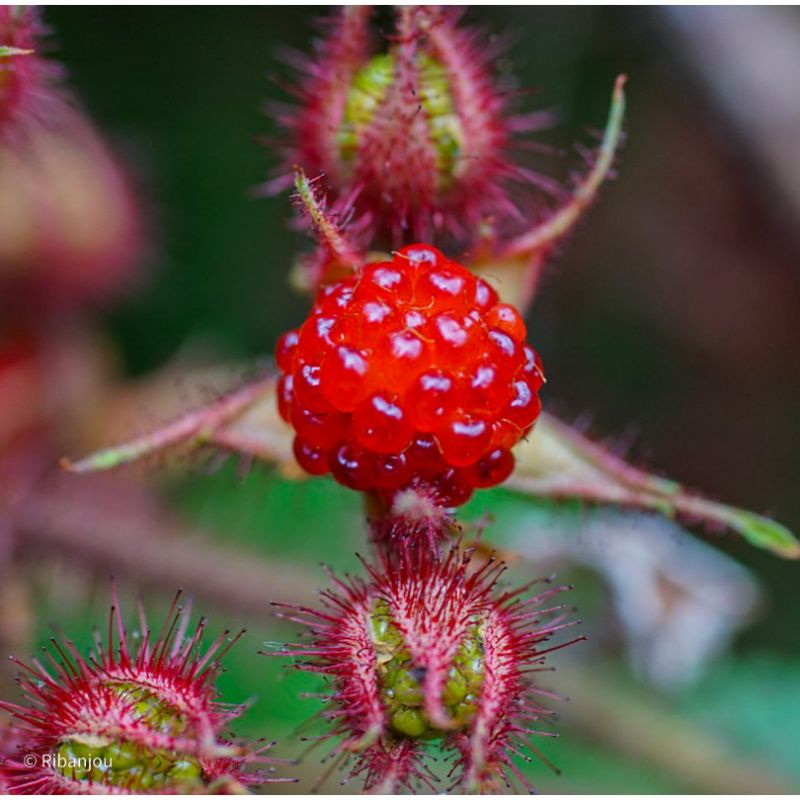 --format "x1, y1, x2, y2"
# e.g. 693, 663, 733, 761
4, 6, 800, 793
